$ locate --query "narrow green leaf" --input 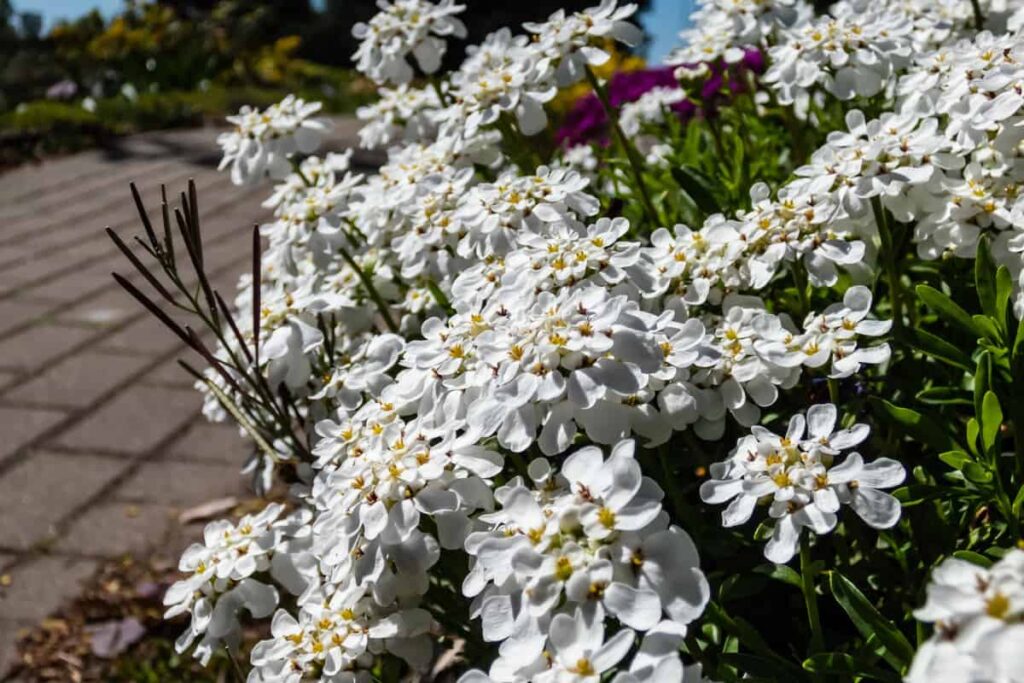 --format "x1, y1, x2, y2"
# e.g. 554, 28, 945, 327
938, 450, 970, 470
827, 571, 914, 672
720, 654, 803, 680
967, 418, 981, 457
670, 165, 721, 216
1013, 484, 1024, 516
981, 391, 1003, 454
908, 328, 973, 369
996, 265, 1013, 331
803, 653, 900, 681
916, 386, 972, 406
754, 564, 802, 589
976, 237, 997, 319
870, 398, 954, 453
962, 461, 993, 484
916, 284, 981, 337
972, 315, 1003, 343
974, 352, 992, 421
952, 550, 993, 568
